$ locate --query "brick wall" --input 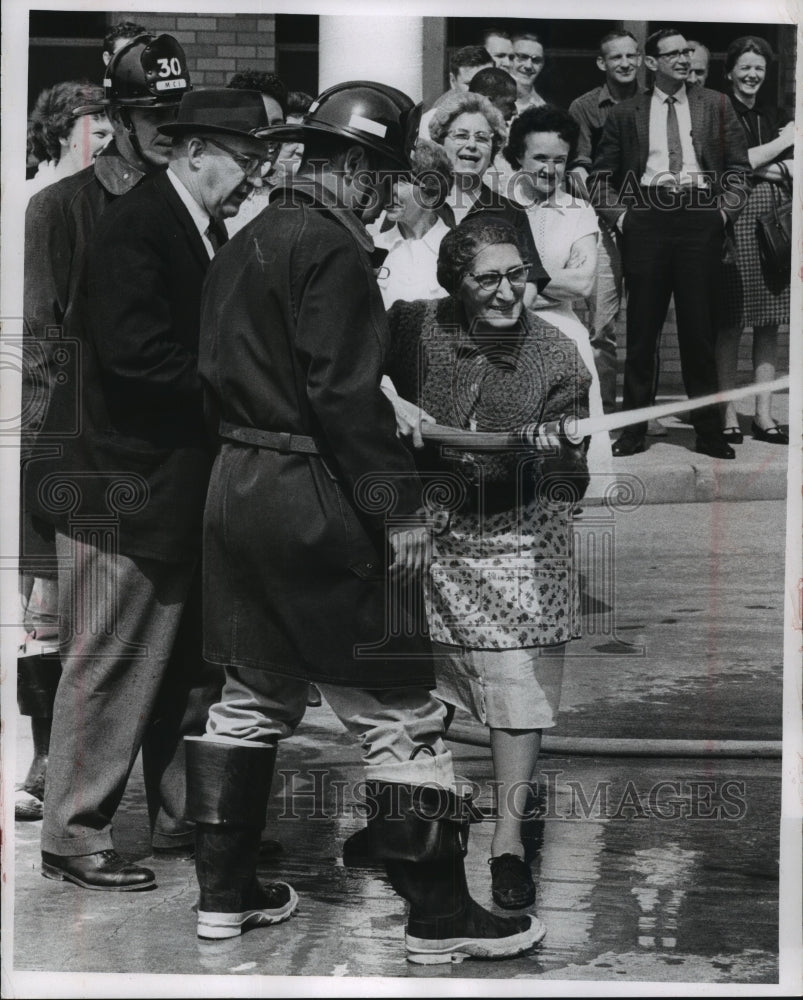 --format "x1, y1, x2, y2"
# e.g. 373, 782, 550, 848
113, 11, 276, 86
